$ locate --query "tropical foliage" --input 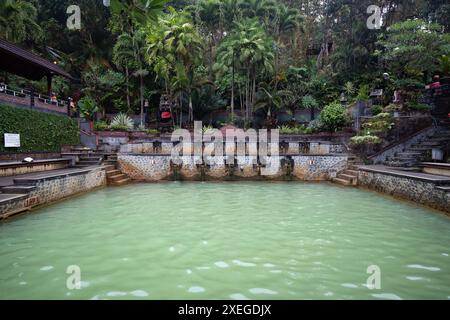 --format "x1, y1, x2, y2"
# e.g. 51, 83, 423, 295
0, 0, 448, 132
